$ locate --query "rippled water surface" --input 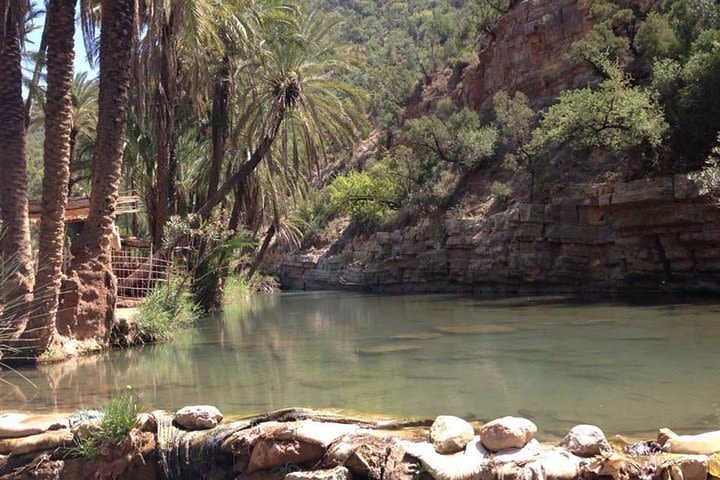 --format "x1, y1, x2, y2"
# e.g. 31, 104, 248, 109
3, 292, 720, 438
